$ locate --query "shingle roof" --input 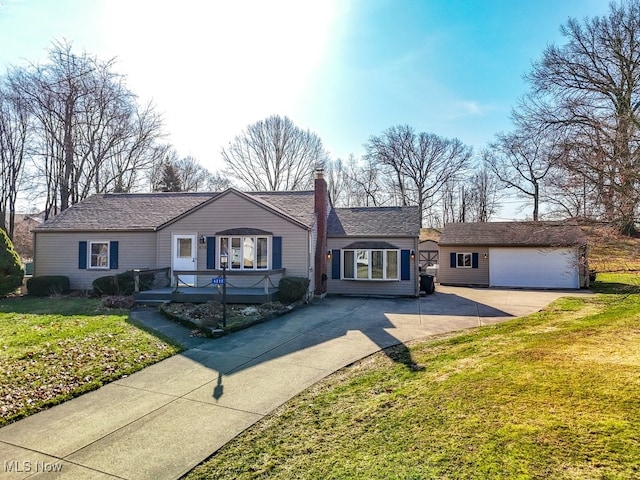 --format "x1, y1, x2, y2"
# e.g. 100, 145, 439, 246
327, 206, 420, 237
35, 193, 217, 231
35, 189, 419, 238
249, 191, 315, 227
34, 190, 317, 232
439, 221, 587, 247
